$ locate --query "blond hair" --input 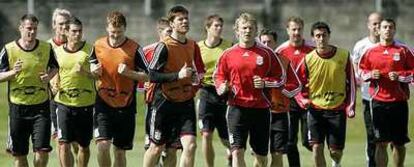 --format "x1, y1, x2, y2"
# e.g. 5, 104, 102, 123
52, 8, 71, 26
233, 12, 257, 31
